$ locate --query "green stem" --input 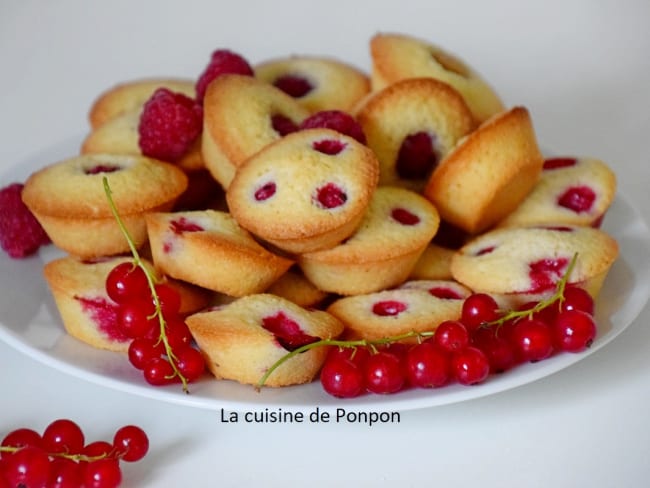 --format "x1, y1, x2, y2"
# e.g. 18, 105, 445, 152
256, 330, 434, 390
0, 445, 117, 462
103, 177, 190, 393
